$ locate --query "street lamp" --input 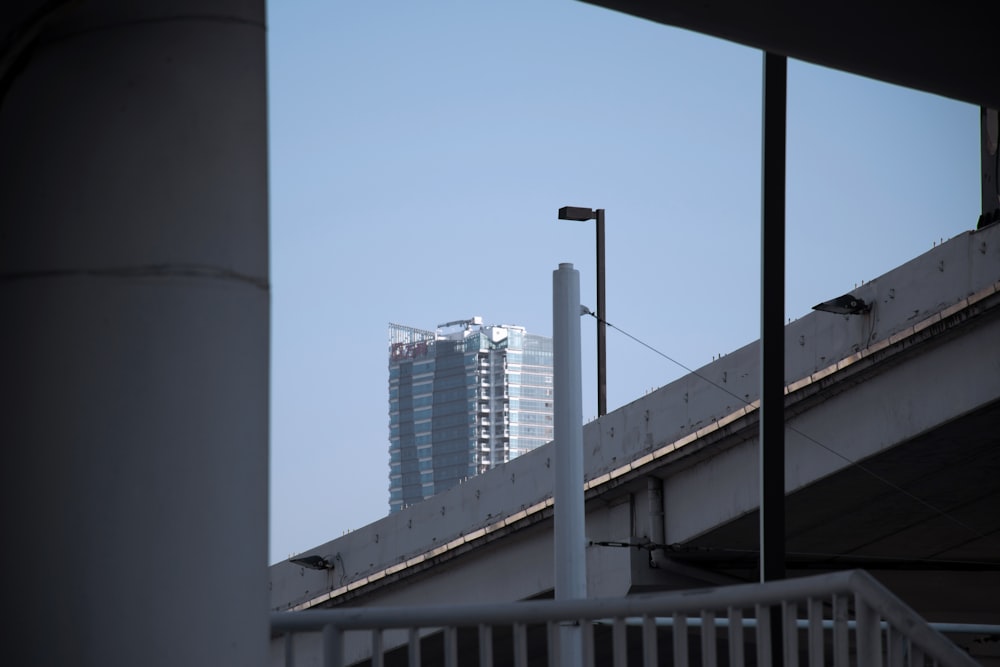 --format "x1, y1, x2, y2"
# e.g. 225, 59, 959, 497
558, 206, 606, 417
